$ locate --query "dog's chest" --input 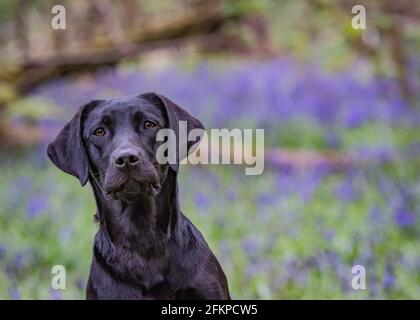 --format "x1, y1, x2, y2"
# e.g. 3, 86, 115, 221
91, 230, 179, 297
92, 246, 177, 299
120, 245, 167, 282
